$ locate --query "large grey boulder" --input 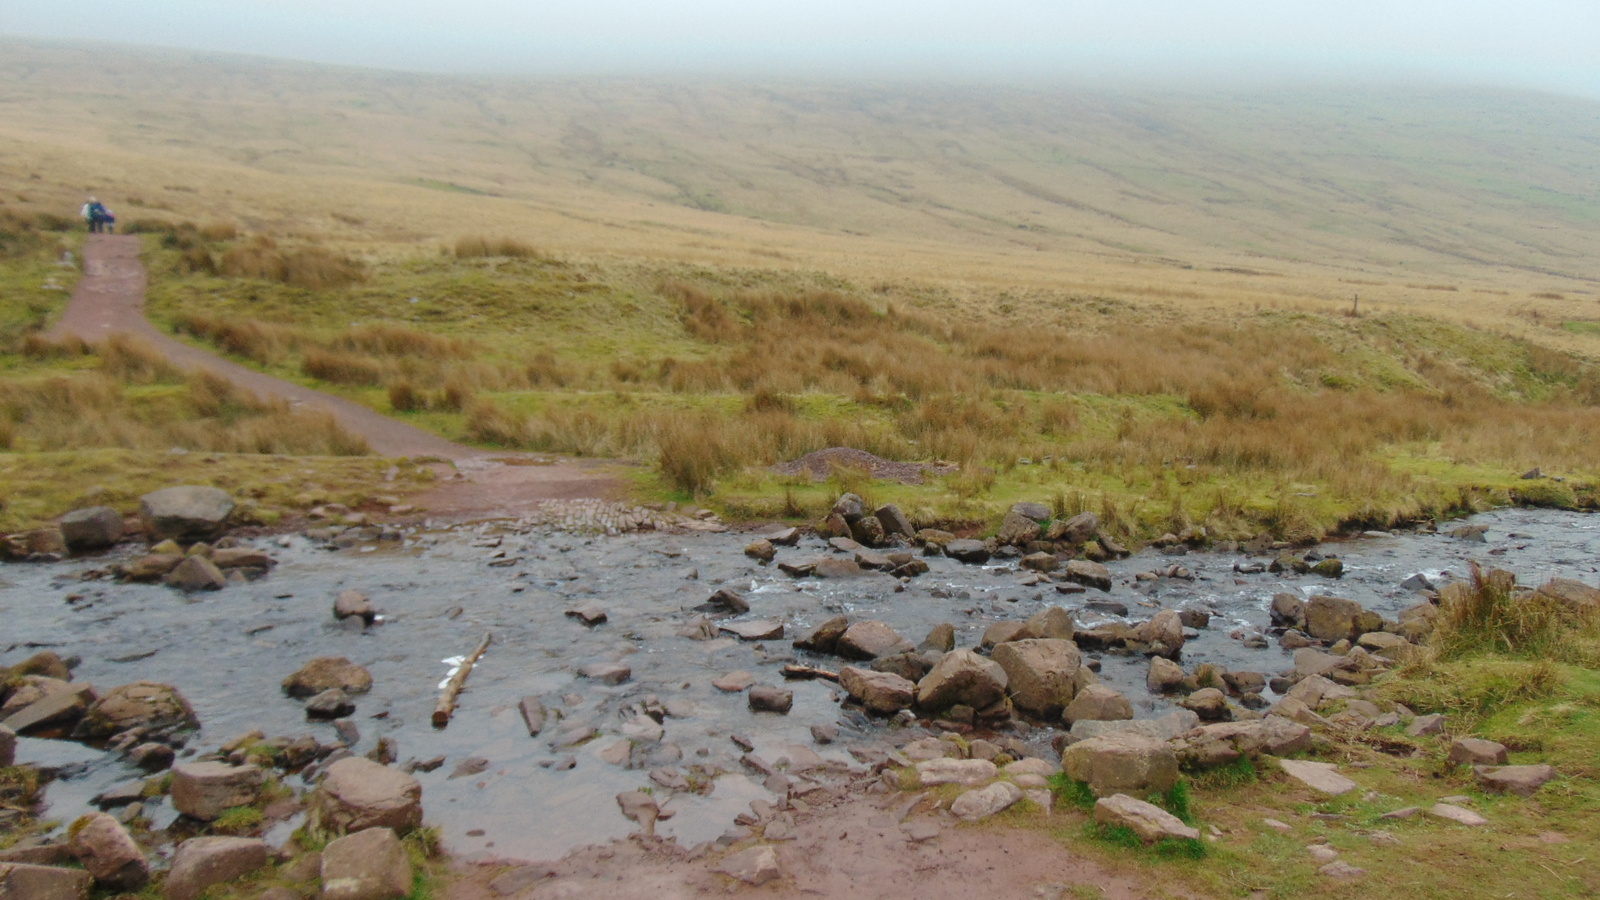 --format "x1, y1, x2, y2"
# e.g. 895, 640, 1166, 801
1269, 593, 1305, 628
321, 827, 412, 900
1063, 559, 1112, 592
839, 667, 916, 714
1067, 709, 1199, 745
1046, 512, 1099, 547
991, 639, 1083, 718
59, 507, 124, 552
139, 486, 235, 542
1448, 738, 1508, 767
170, 762, 265, 821
75, 681, 197, 740
1017, 606, 1074, 641
1062, 684, 1133, 725
283, 657, 373, 698
951, 782, 1023, 821
875, 504, 915, 539
943, 539, 991, 564
916, 650, 1008, 712
1094, 794, 1198, 843
68, 813, 148, 890
310, 758, 423, 834
163, 837, 268, 900
2, 680, 95, 734
1061, 732, 1179, 797
1129, 610, 1185, 656
836, 620, 914, 659
0, 863, 92, 900
996, 510, 1043, 546
1304, 595, 1382, 643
